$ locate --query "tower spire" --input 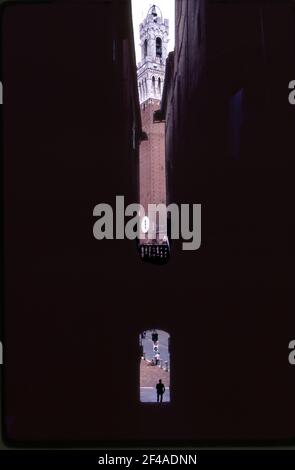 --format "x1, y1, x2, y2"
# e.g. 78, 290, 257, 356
137, 4, 169, 104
